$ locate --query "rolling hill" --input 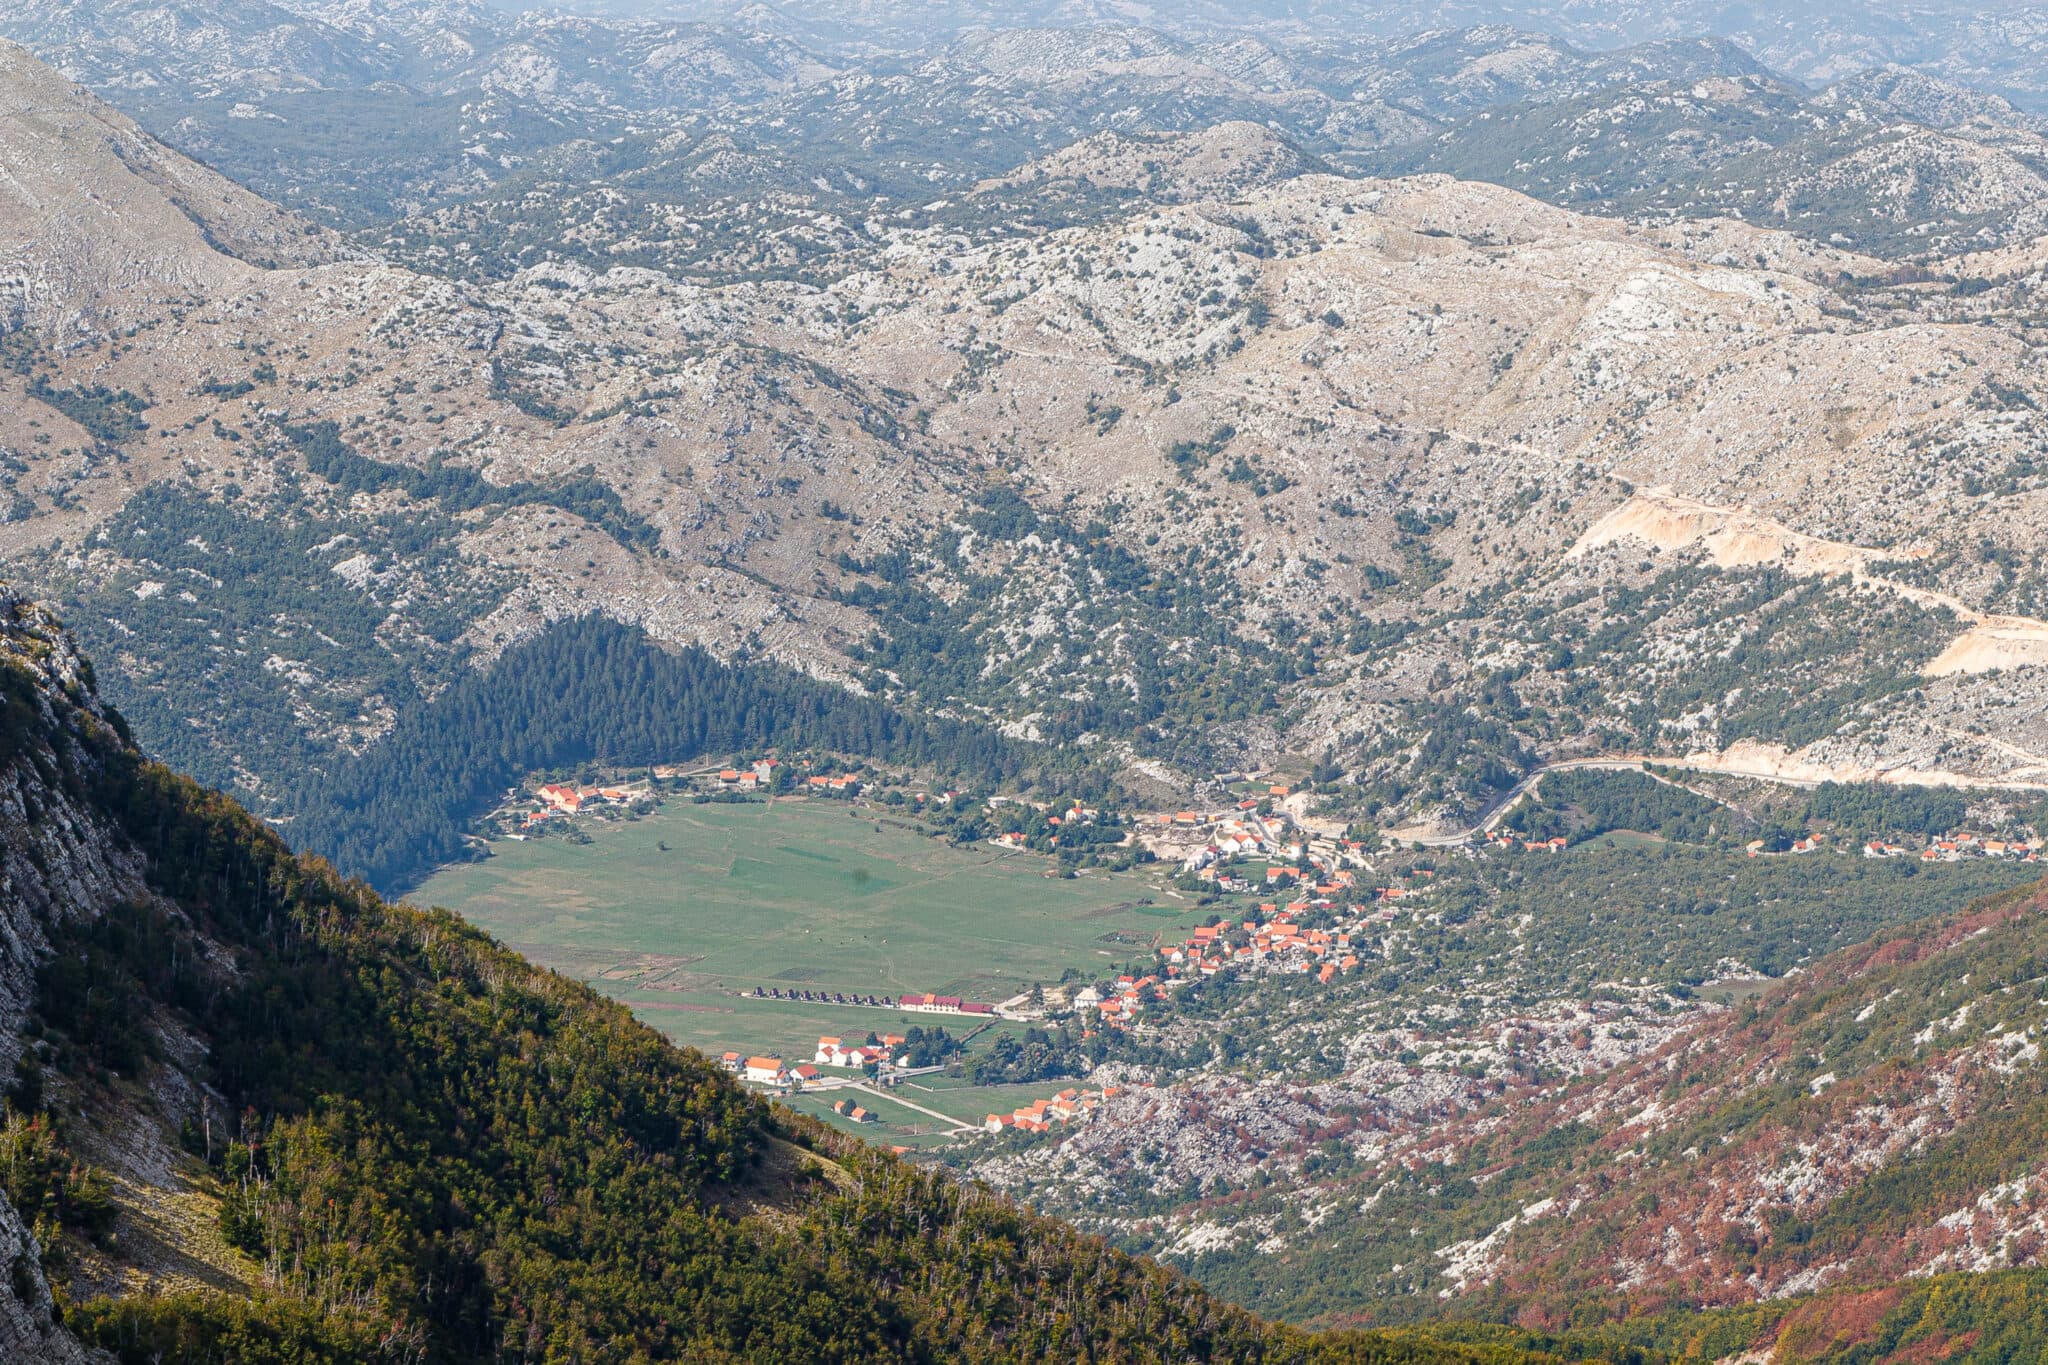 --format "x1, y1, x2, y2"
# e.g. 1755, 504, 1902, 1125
1372, 71, 2048, 257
